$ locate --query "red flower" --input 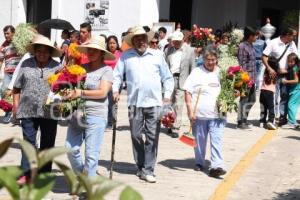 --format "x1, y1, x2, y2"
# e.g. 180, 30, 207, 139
227, 66, 242, 75
0, 100, 13, 112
